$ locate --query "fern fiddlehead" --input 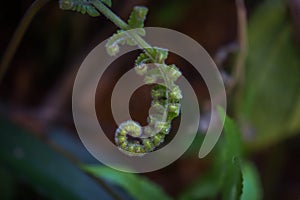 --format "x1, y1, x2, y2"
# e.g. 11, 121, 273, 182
115, 51, 182, 156
60, 0, 182, 156
59, 0, 111, 17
